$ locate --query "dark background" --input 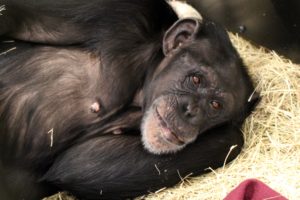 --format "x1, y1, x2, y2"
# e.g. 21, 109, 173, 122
188, 0, 300, 63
